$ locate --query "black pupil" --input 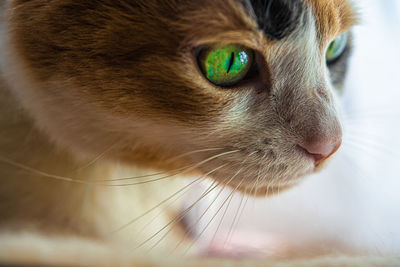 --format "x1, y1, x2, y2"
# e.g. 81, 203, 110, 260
226, 52, 235, 73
